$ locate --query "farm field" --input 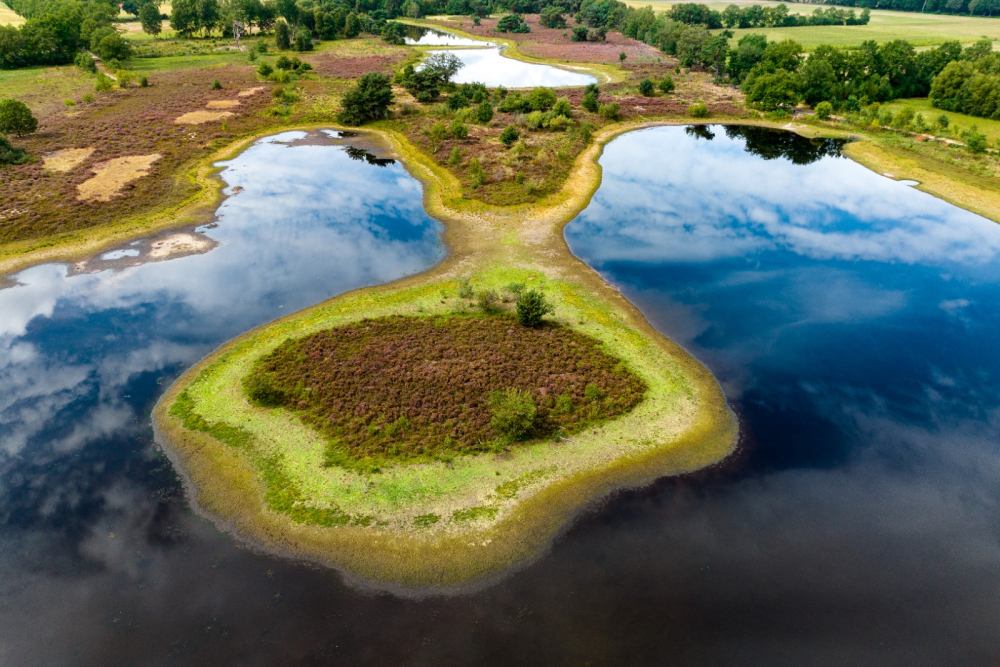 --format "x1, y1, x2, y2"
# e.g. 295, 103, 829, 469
624, 0, 1000, 48
882, 97, 1000, 144
0, 0, 23, 25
